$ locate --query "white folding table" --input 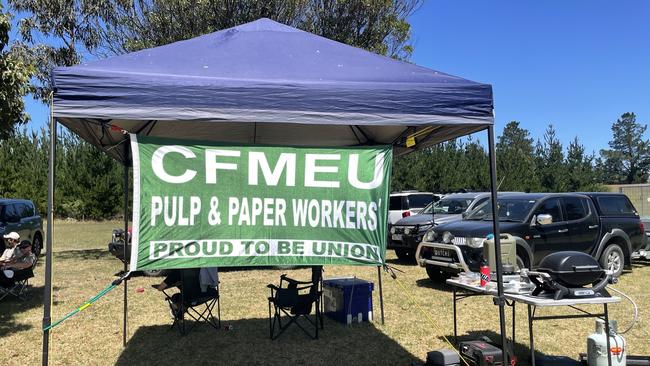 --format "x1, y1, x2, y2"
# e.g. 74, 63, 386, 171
504, 292, 620, 366
446, 278, 620, 366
